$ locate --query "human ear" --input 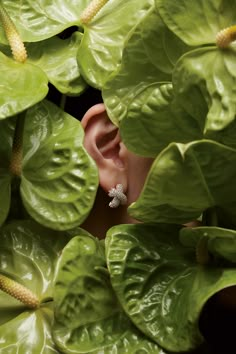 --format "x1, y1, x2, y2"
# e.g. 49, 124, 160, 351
81, 104, 128, 193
